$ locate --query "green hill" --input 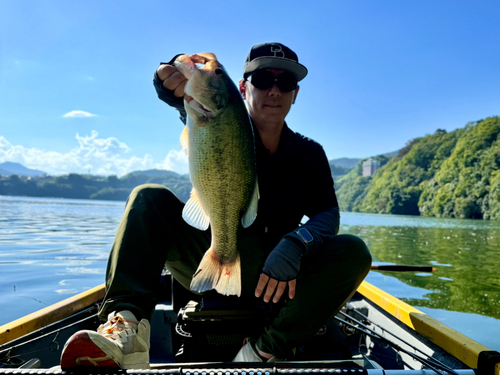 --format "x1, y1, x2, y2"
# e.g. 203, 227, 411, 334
0, 170, 192, 203
329, 157, 361, 169
336, 116, 500, 220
